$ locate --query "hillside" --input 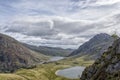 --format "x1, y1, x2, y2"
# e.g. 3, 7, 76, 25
69, 33, 115, 59
81, 38, 120, 80
0, 33, 48, 73
23, 43, 73, 56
